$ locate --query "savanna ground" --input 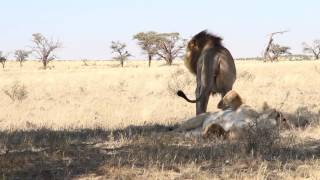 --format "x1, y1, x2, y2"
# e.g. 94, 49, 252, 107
0, 60, 320, 179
